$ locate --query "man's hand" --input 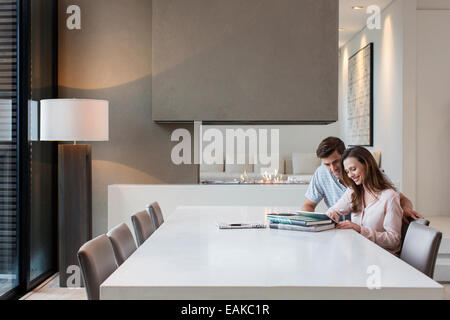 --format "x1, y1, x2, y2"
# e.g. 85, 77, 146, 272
336, 221, 361, 233
402, 207, 425, 223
